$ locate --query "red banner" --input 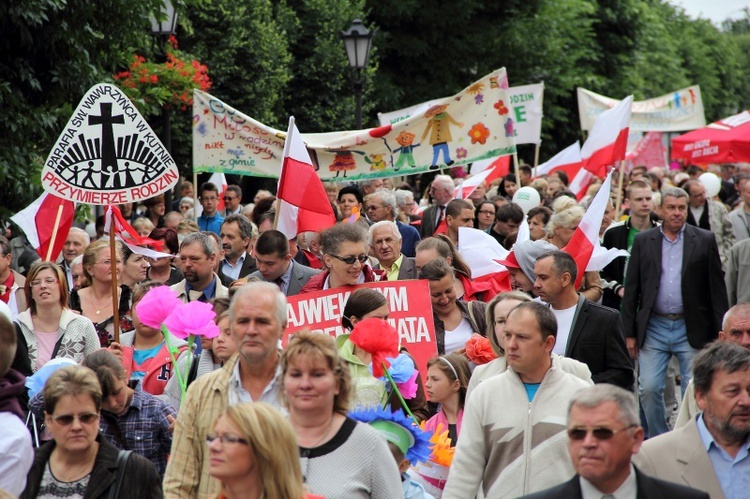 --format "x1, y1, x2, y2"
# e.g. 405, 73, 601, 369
285, 280, 437, 383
